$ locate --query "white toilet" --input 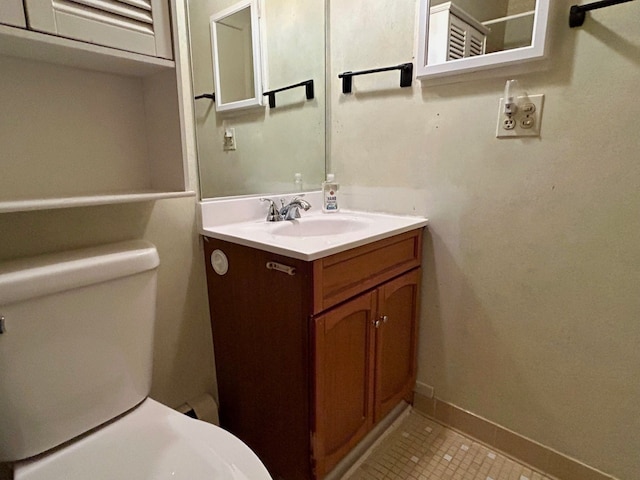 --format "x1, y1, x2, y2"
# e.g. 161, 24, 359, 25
0, 241, 272, 480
